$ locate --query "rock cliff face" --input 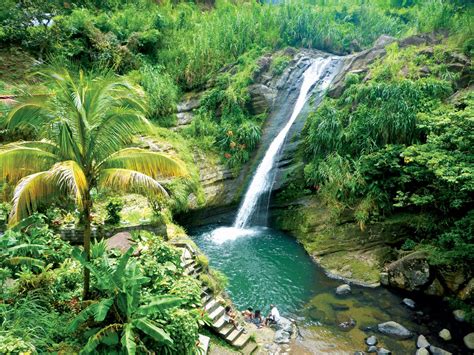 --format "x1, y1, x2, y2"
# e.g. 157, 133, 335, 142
177, 48, 338, 226
178, 33, 473, 300
269, 33, 473, 296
